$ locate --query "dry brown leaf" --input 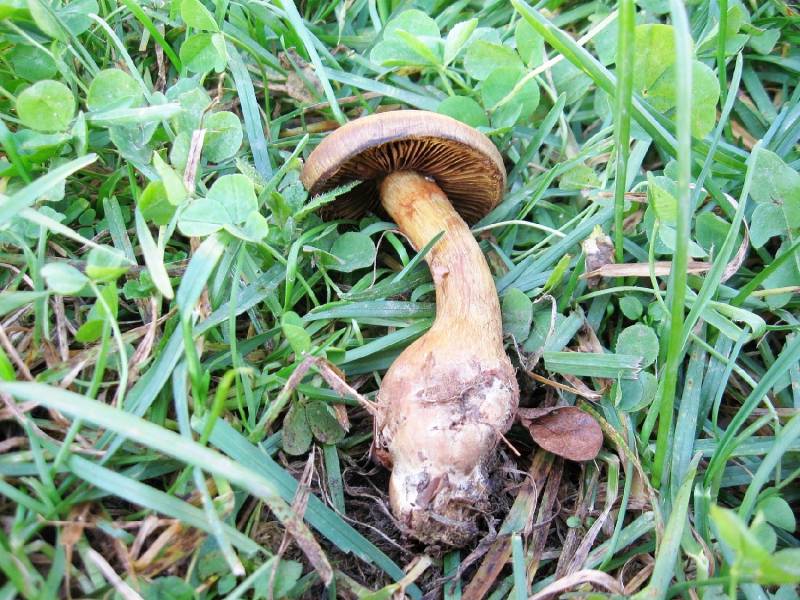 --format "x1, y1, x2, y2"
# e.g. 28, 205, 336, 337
583, 260, 712, 278
584, 205, 750, 283
128, 297, 160, 385
332, 403, 351, 431
461, 451, 554, 600
0, 321, 33, 380
526, 370, 602, 401
730, 118, 758, 149
279, 118, 340, 138
526, 458, 563, 585
519, 406, 603, 462
576, 322, 605, 355
282, 456, 334, 587
279, 48, 323, 104
62, 504, 93, 598
722, 199, 750, 283
581, 226, 614, 288
394, 555, 433, 598
562, 373, 604, 400
129, 514, 161, 563
86, 548, 143, 600
529, 568, 624, 600
312, 356, 378, 418
563, 455, 618, 574
134, 521, 205, 578
622, 557, 655, 595
183, 128, 206, 192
